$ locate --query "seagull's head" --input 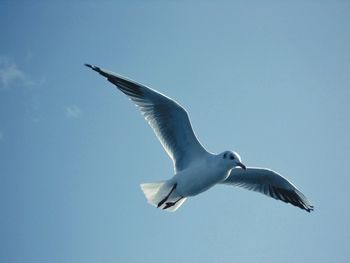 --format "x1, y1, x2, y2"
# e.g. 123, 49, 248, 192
221, 151, 246, 170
